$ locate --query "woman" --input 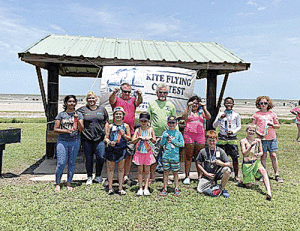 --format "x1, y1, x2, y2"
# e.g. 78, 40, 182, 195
104, 107, 131, 195
77, 91, 109, 185
252, 96, 283, 182
182, 95, 211, 185
290, 100, 300, 141
54, 95, 84, 192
